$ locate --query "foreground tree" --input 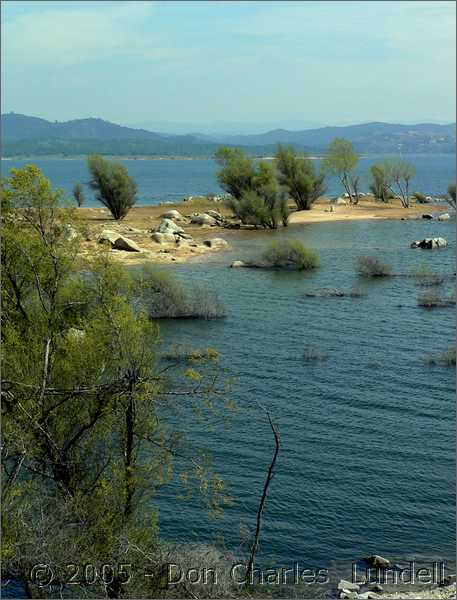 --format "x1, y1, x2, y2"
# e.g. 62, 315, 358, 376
88, 155, 137, 220
1, 166, 230, 598
215, 147, 289, 228
322, 138, 360, 204
275, 145, 326, 210
72, 182, 86, 207
381, 157, 416, 208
